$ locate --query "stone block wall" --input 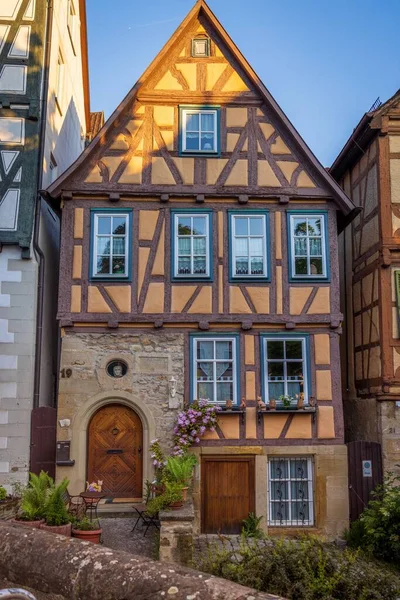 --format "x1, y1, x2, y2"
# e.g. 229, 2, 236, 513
380, 401, 400, 475
159, 502, 194, 566
0, 247, 38, 491
56, 330, 185, 492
